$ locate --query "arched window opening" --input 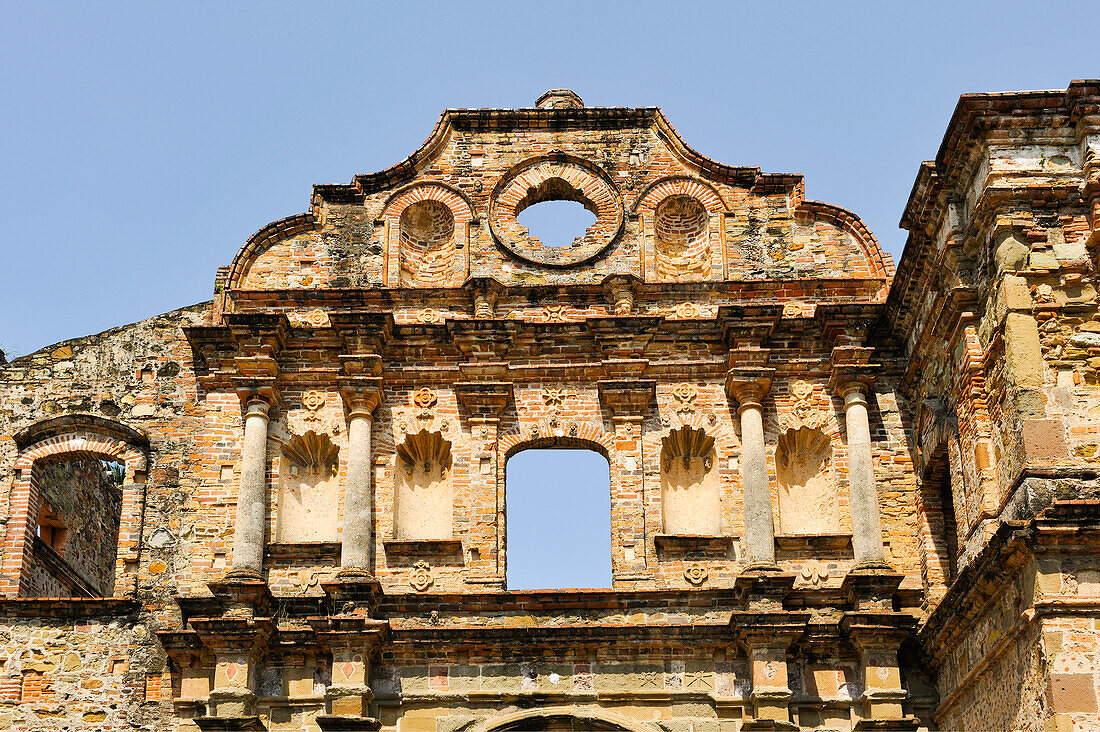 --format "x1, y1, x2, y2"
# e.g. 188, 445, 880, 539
394, 430, 453, 540
516, 195, 598, 247
276, 431, 341, 542
660, 426, 721, 535
27, 456, 124, 598
505, 447, 611, 589
776, 427, 840, 535
921, 446, 959, 594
